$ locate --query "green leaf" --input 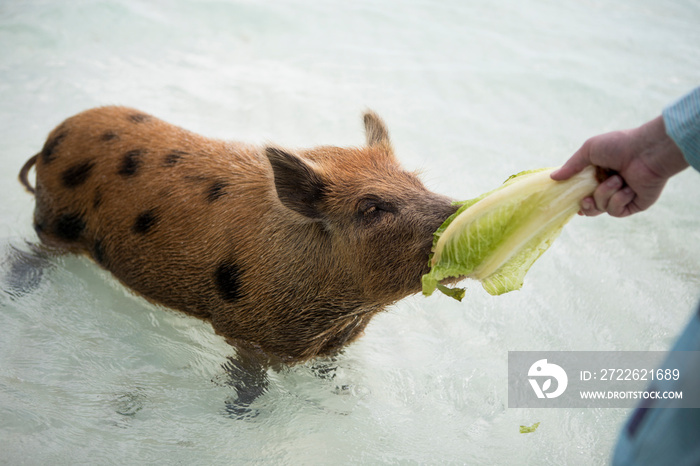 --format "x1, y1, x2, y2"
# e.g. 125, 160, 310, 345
519, 422, 541, 434
436, 283, 465, 302
422, 166, 598, 299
